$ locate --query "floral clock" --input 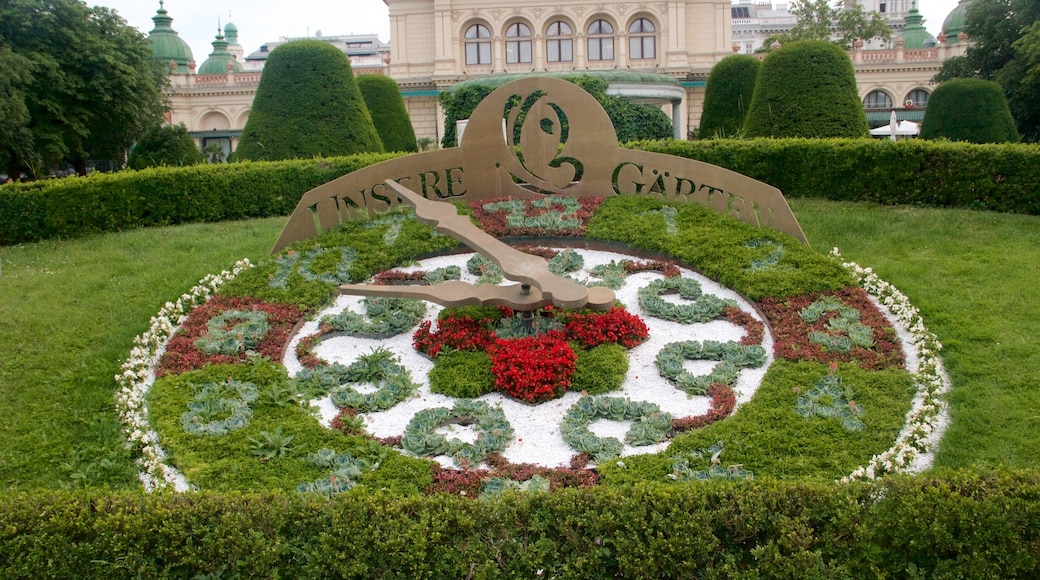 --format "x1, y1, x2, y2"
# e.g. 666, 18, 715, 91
116, 195, 948, 497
